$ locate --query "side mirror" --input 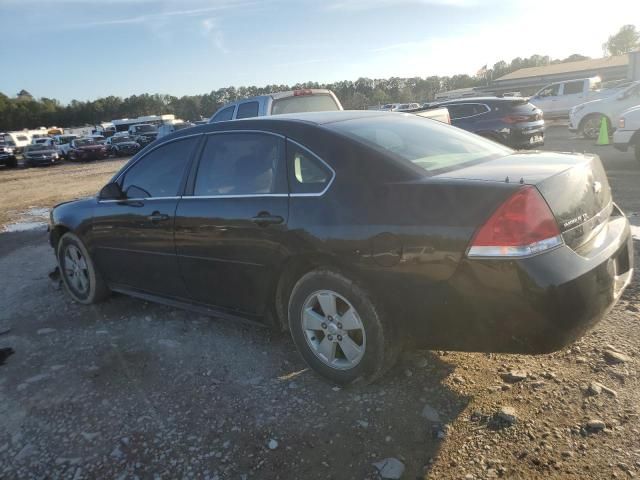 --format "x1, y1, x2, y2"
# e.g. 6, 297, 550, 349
99, 182, 124, 200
